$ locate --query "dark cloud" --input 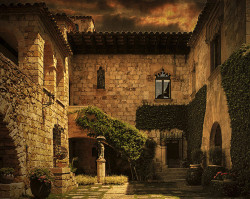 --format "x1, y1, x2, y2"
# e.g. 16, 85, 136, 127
97, 14, 136, 32
0, 0, 207, 32
115, 0, 206, 14
96, 14, 182, 32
